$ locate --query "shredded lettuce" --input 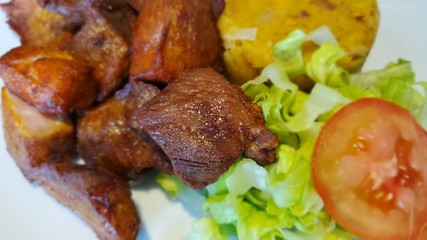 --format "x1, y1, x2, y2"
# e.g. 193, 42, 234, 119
189, 217, 227, 240
306, 43, 349, 87
156, 27, 427, 240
